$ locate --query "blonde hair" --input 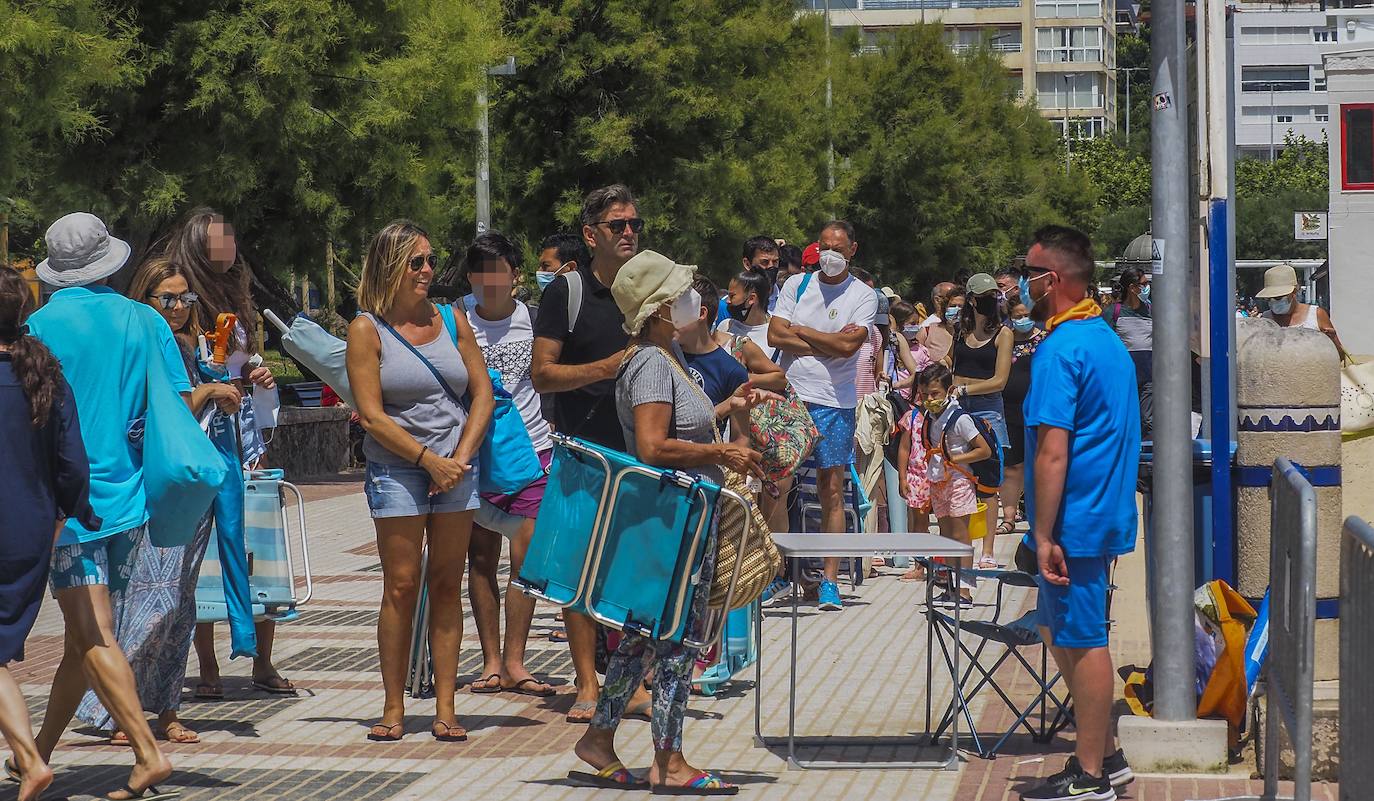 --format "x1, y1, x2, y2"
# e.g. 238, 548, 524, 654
357, 220, 430, 316
127, 255, 203, 348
